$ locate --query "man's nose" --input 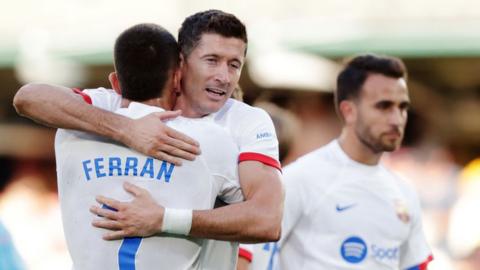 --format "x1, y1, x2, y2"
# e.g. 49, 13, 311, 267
389, 107, 406, 126
214, 62, 231, 84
